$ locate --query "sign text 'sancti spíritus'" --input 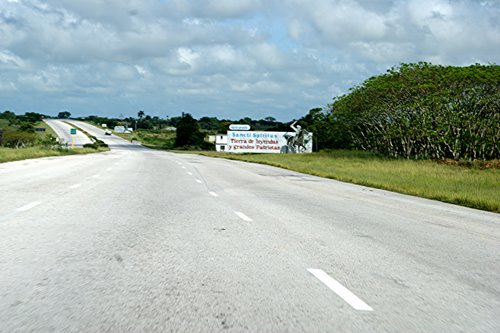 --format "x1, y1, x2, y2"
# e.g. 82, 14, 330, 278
227, 131, 287, 153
